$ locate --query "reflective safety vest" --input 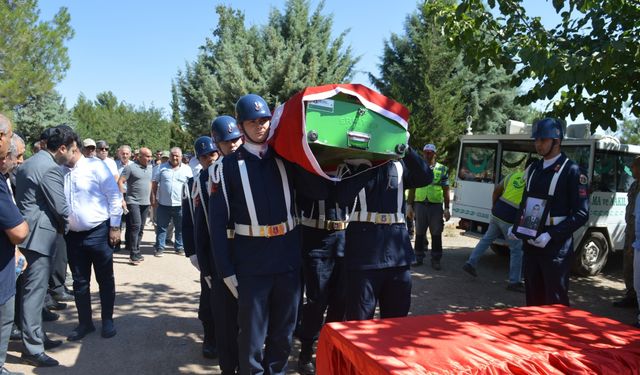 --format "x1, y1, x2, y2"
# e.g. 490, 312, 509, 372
415, 162, 446, 203
499, 171, 525, 208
